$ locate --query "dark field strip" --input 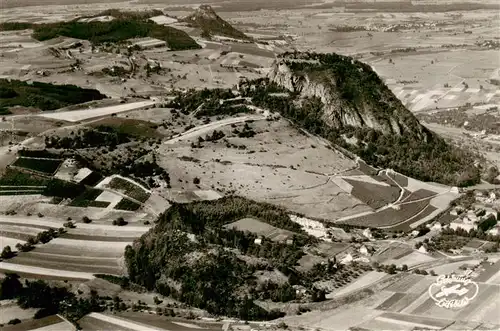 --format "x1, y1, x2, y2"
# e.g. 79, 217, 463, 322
229, 44, 275, 58
358, 160, 378, 175
34, 244, 124, 258
114, 197, 141, 211
411, 296, 436, 316
341, 199, 429, 228
386, 204, 438, 232
78, 316, 135, 331
61, 233, 136, 242
374, 244, 410, 262
12, 157, 62, 175
384, 274, 423, 292
10, 256, 123, 275
79, 171, 104, 187
20, 251, 119, 266
88, 200, 110, 208
115, 312, 224, 331
0, 221, 54, 230
69, 188, 104, 207
391, 248, 414, 260
0, 314, 63, 331
376, 292, 405, 311
389, 293, 422, 313
387, 172, 408, 187
402, 189, 436, 202
0, 230, 33, 241
379, 312, 453, 329
345, 178, 400, 209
